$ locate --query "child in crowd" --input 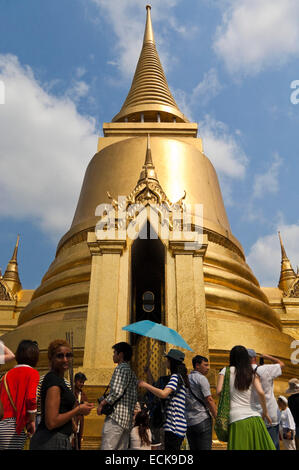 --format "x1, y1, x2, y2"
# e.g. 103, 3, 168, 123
277, 396, 296, 450
130, 408, 152, 450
